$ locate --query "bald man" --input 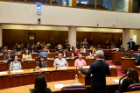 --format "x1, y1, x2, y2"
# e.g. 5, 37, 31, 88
4, 50, 14, 60
53, 53, 68, 68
